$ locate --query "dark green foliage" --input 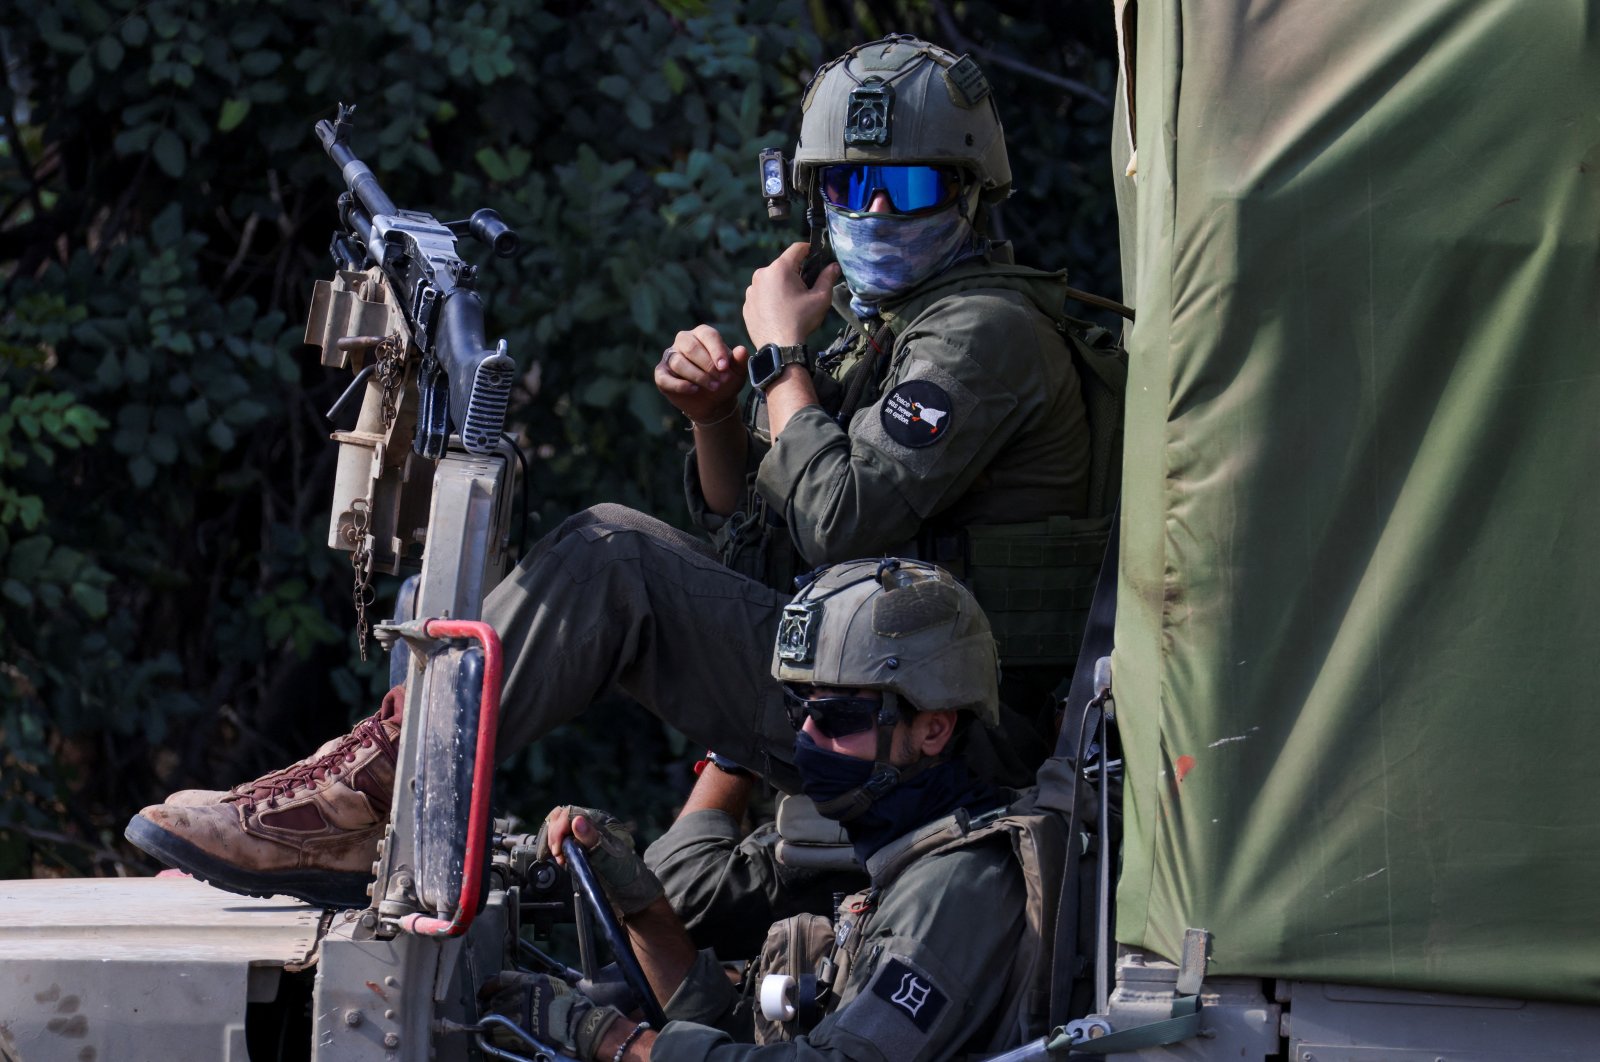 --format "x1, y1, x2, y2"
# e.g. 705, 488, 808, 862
0, 0, 1117, 877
